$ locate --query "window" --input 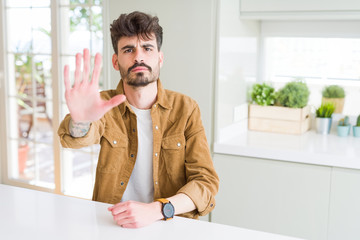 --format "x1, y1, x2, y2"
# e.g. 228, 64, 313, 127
260, 21, 360, 116
2, 0, 104, 198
